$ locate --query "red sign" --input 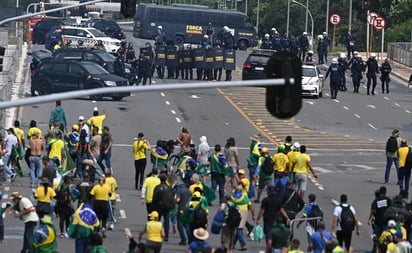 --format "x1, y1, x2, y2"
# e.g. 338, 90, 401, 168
373, 17, 386, 30
329, 14, 341, 25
